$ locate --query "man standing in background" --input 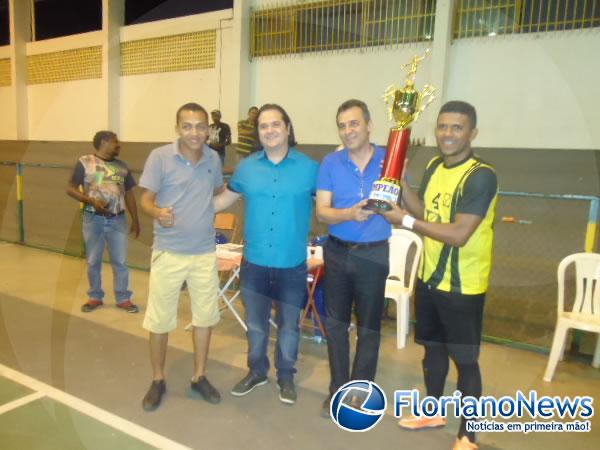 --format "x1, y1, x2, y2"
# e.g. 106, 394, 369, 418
237, 106, 259, 159
66, 130, 140, 314
208, 109, 231, 168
